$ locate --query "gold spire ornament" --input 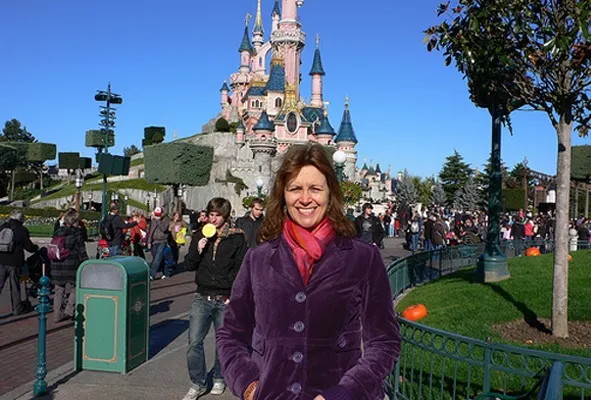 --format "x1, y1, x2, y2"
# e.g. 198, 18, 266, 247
315, 34, 320, 48
245, 13, 252, 27
254, 0, 263, 32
